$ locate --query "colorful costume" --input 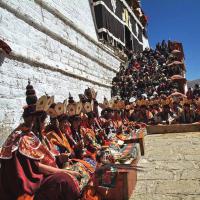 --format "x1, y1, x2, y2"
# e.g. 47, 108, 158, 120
0, 130, 80, 200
